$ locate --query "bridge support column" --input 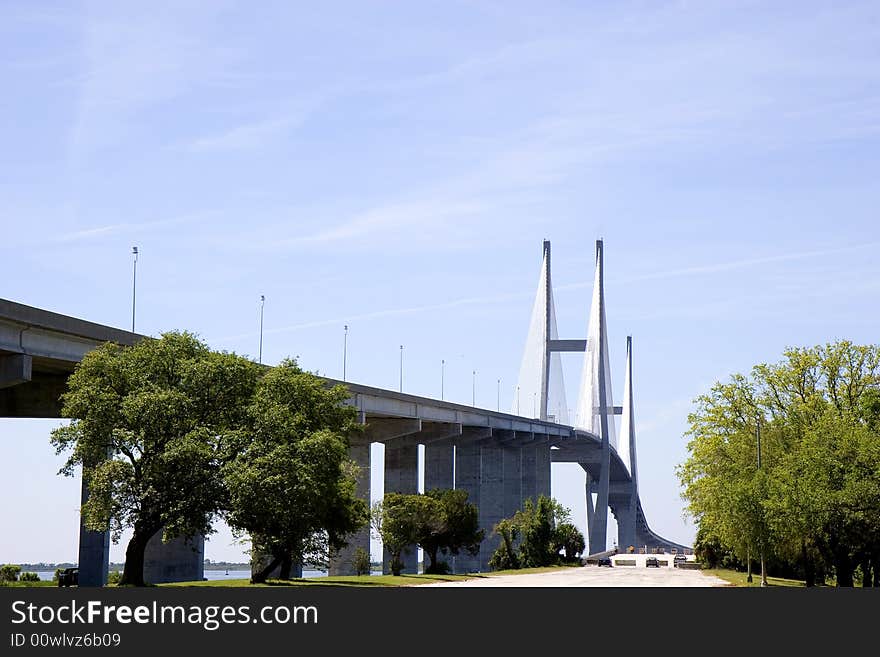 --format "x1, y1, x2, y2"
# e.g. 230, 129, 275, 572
502, 446, 522, 519
536, 439, 551, 500
144, 534, 205, 584
77, 465, 109, 587
453, 441, 481, 573
330, 440, 371, 576
614, 503, 636, 555
478, 442, 503, 571
383, 442, 419, 574
424, 439, 454, 492
521, 445, 537, 504
589, 449, 610, 555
